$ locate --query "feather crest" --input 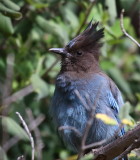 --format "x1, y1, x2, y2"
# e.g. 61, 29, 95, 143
66, 21, 104, 50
